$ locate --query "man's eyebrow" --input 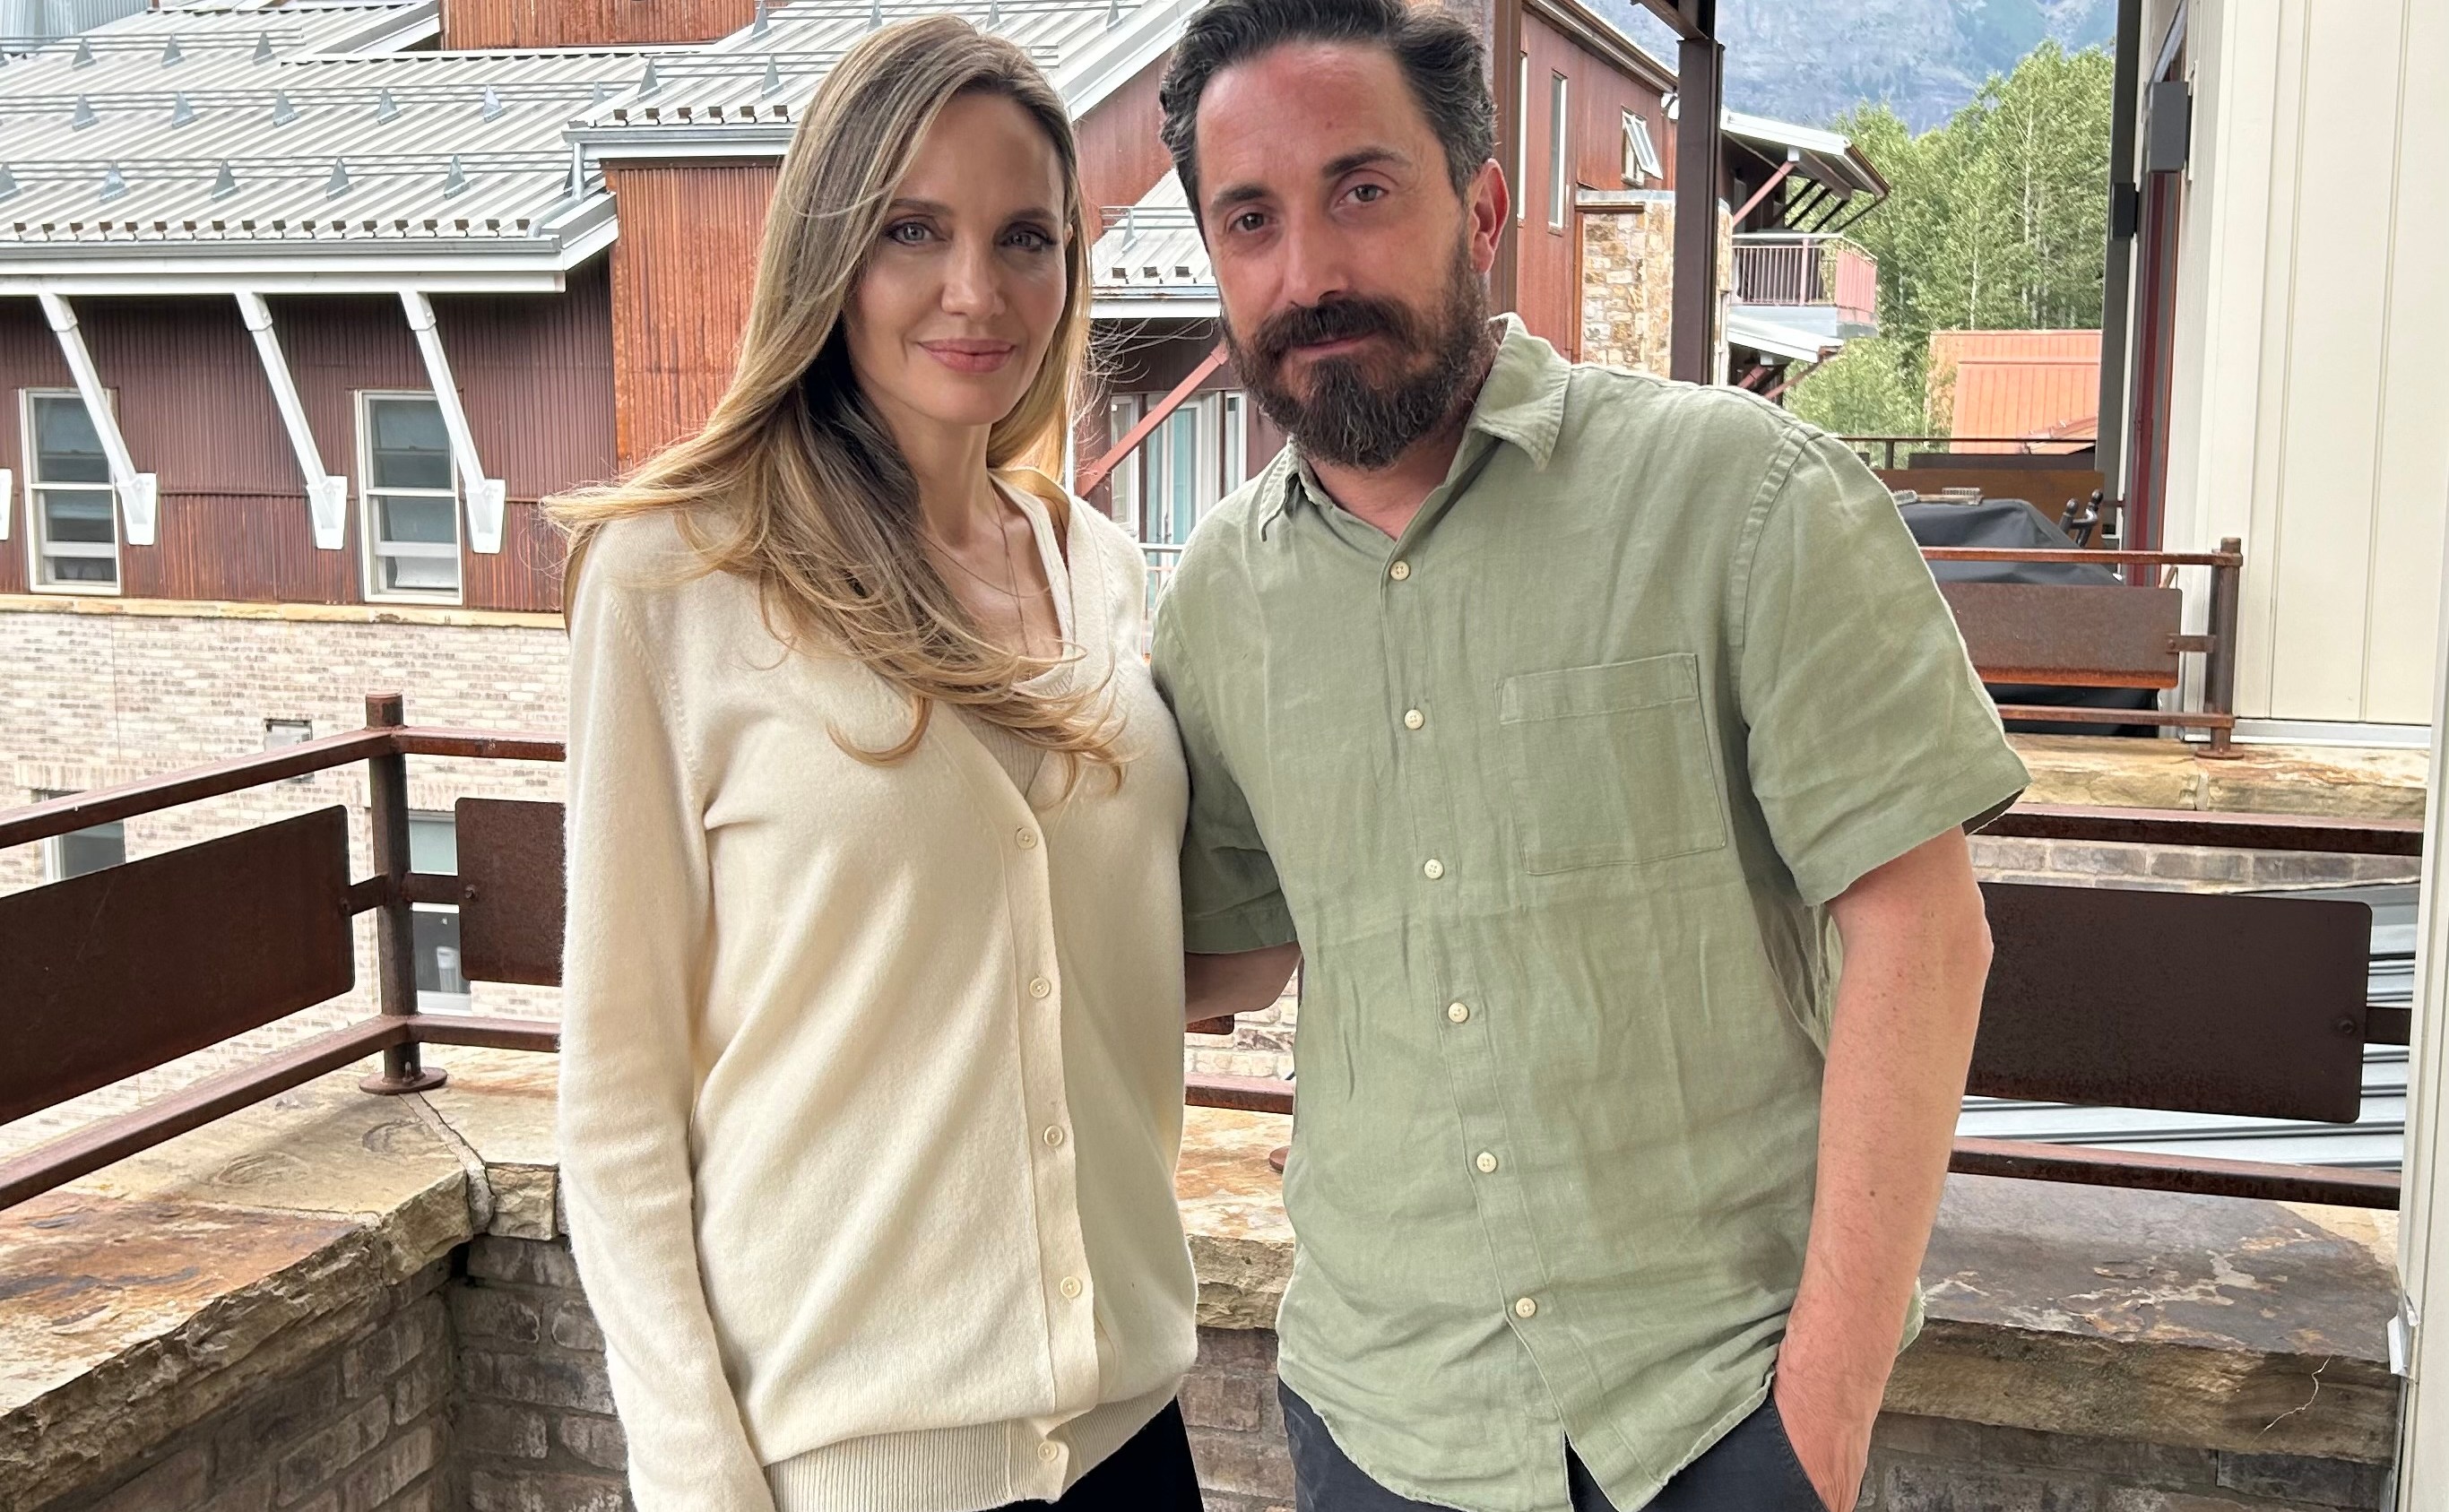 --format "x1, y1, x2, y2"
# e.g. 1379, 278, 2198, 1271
1205, 146, 1411, 220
